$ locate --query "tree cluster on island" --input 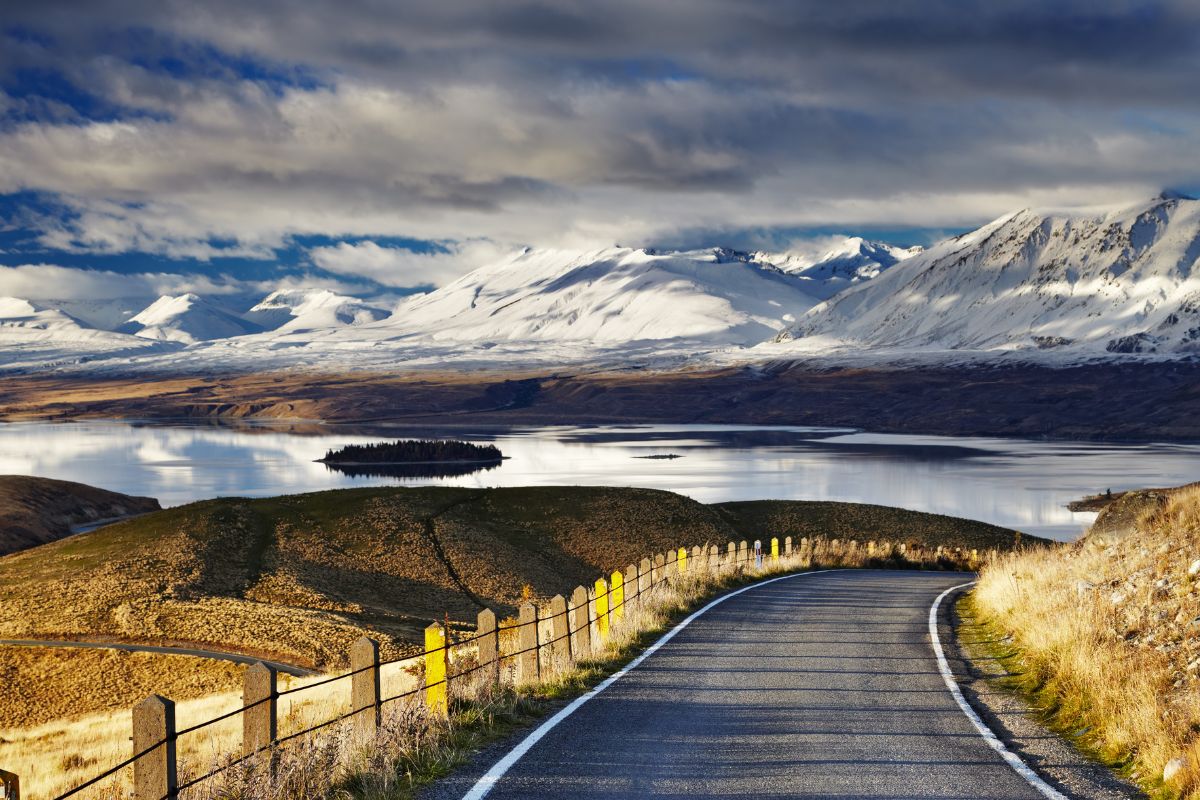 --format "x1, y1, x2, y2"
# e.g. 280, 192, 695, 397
318, 439, 503, 465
